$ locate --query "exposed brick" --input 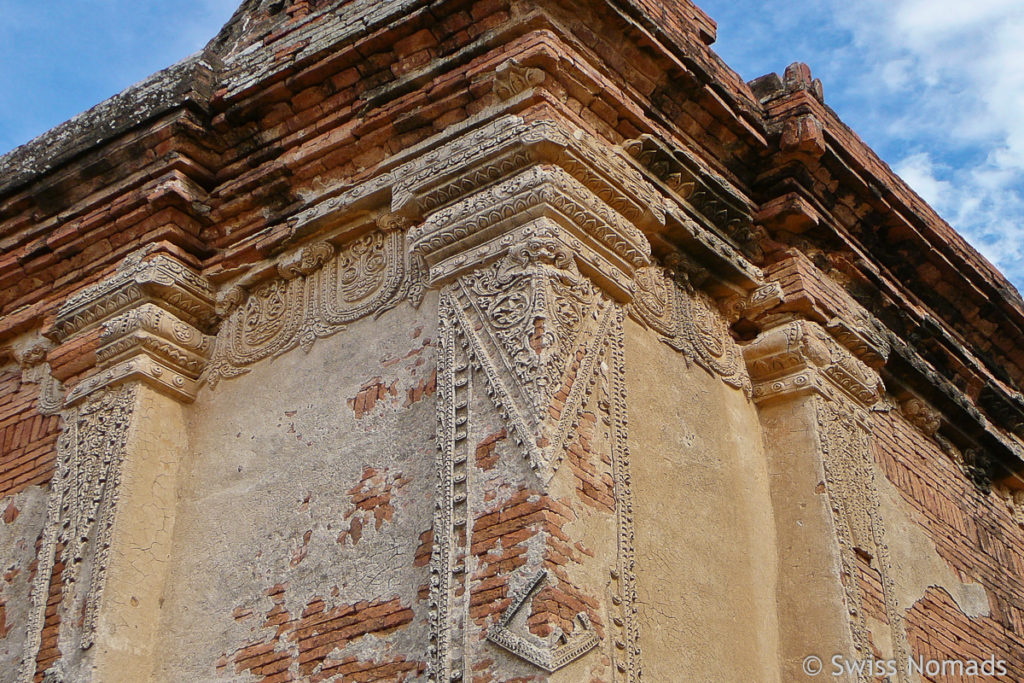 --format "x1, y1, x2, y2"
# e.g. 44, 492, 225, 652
228, 586, 419, 683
